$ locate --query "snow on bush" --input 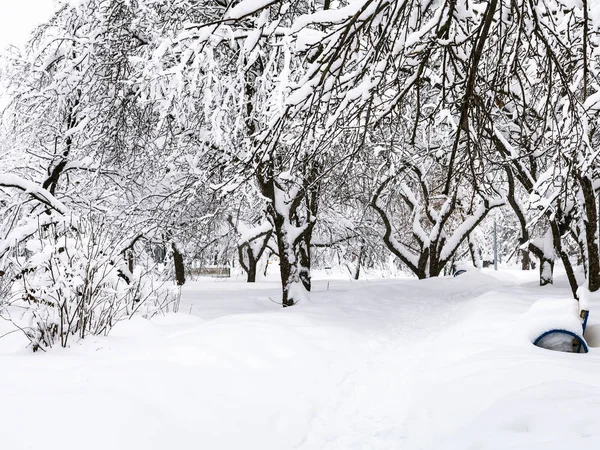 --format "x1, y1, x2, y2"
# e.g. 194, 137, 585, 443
0, 217, 179, 352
